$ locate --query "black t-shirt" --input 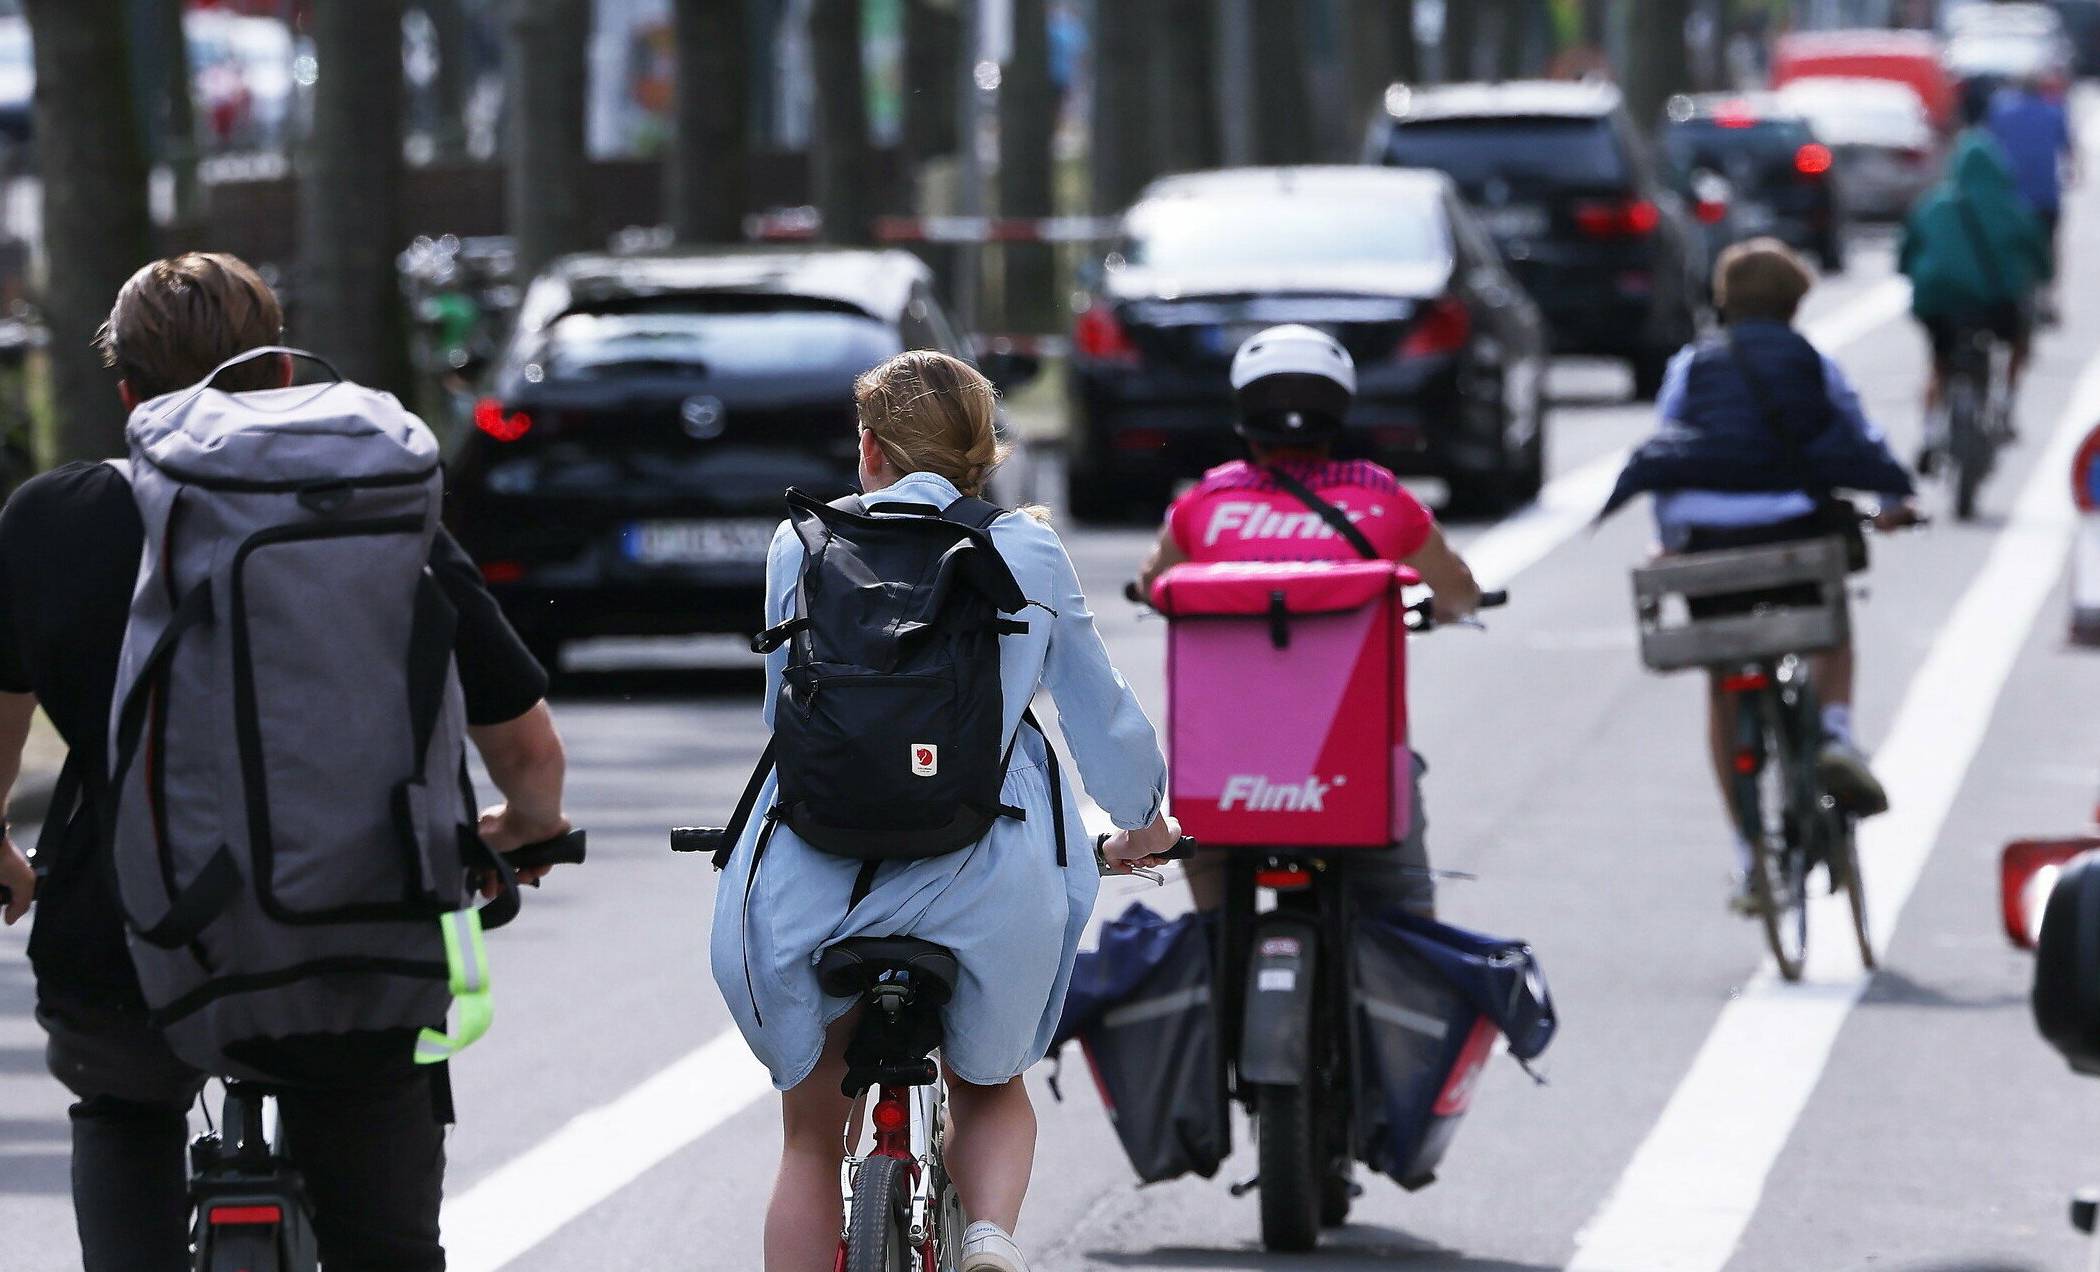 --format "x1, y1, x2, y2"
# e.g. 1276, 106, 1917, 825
0, 462, 548, 1006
